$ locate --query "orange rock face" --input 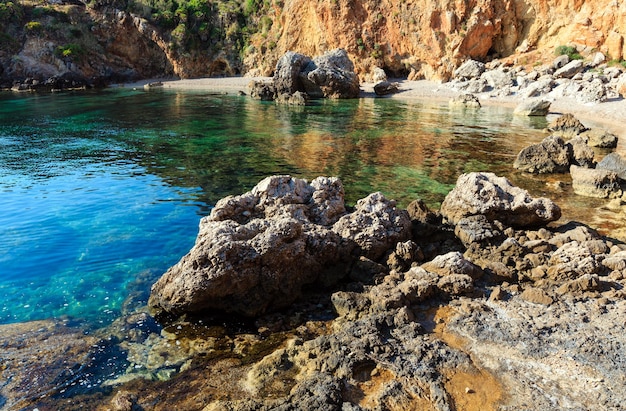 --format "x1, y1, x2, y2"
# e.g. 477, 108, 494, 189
245, 0, 626, 80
